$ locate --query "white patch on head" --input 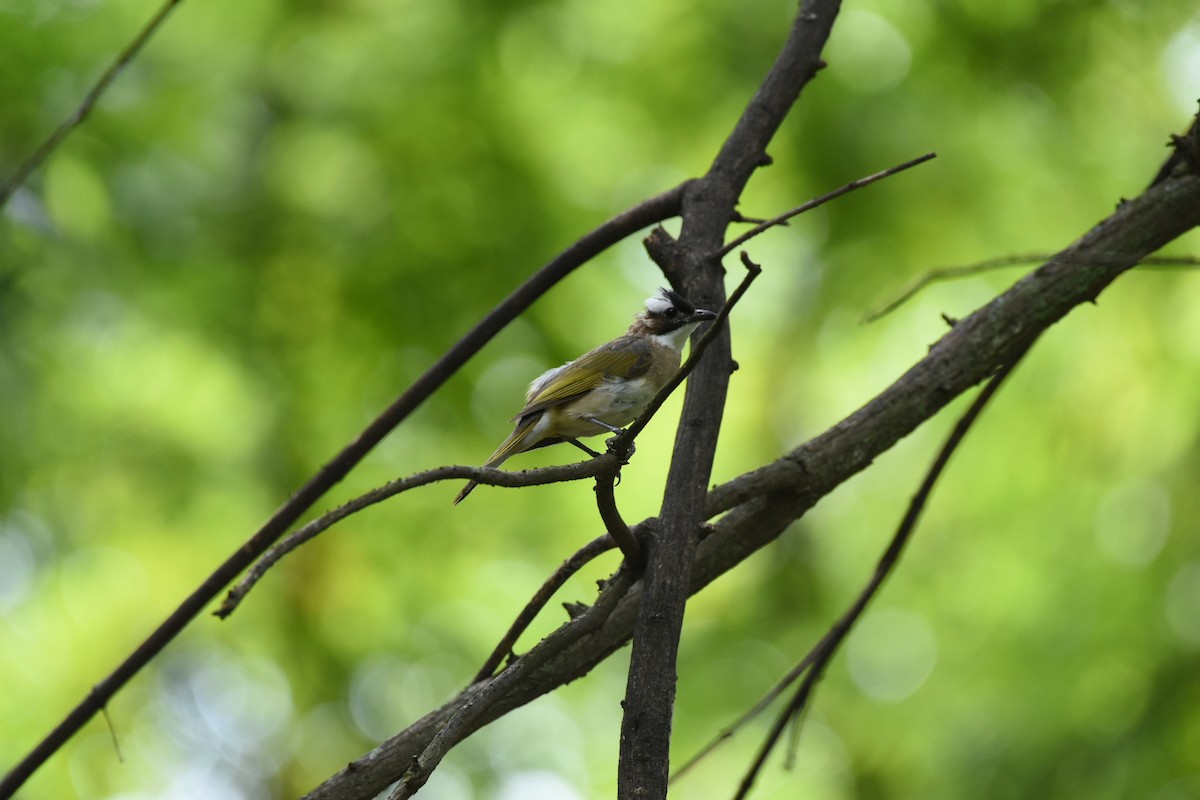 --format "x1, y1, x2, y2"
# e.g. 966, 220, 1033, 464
643, 294, 674, 315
